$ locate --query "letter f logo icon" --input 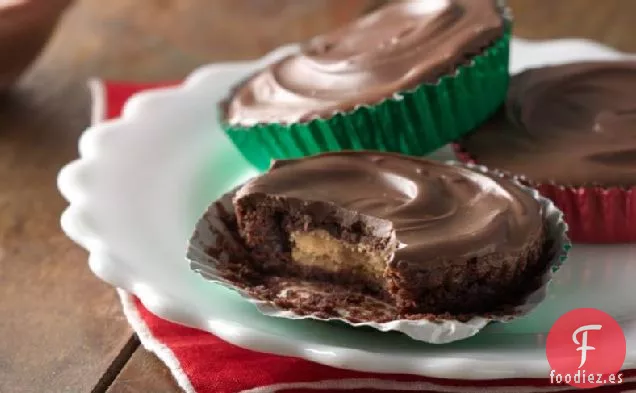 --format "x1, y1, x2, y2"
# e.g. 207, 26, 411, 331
572, 324, 602, 368
546, 308, 626, 388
